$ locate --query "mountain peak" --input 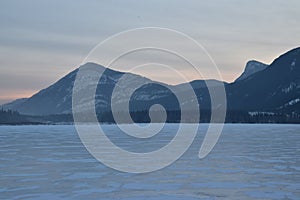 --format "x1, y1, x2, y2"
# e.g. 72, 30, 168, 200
79, 62, 130, 76
79, 62, 106, 70
235, 60, 268, 82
